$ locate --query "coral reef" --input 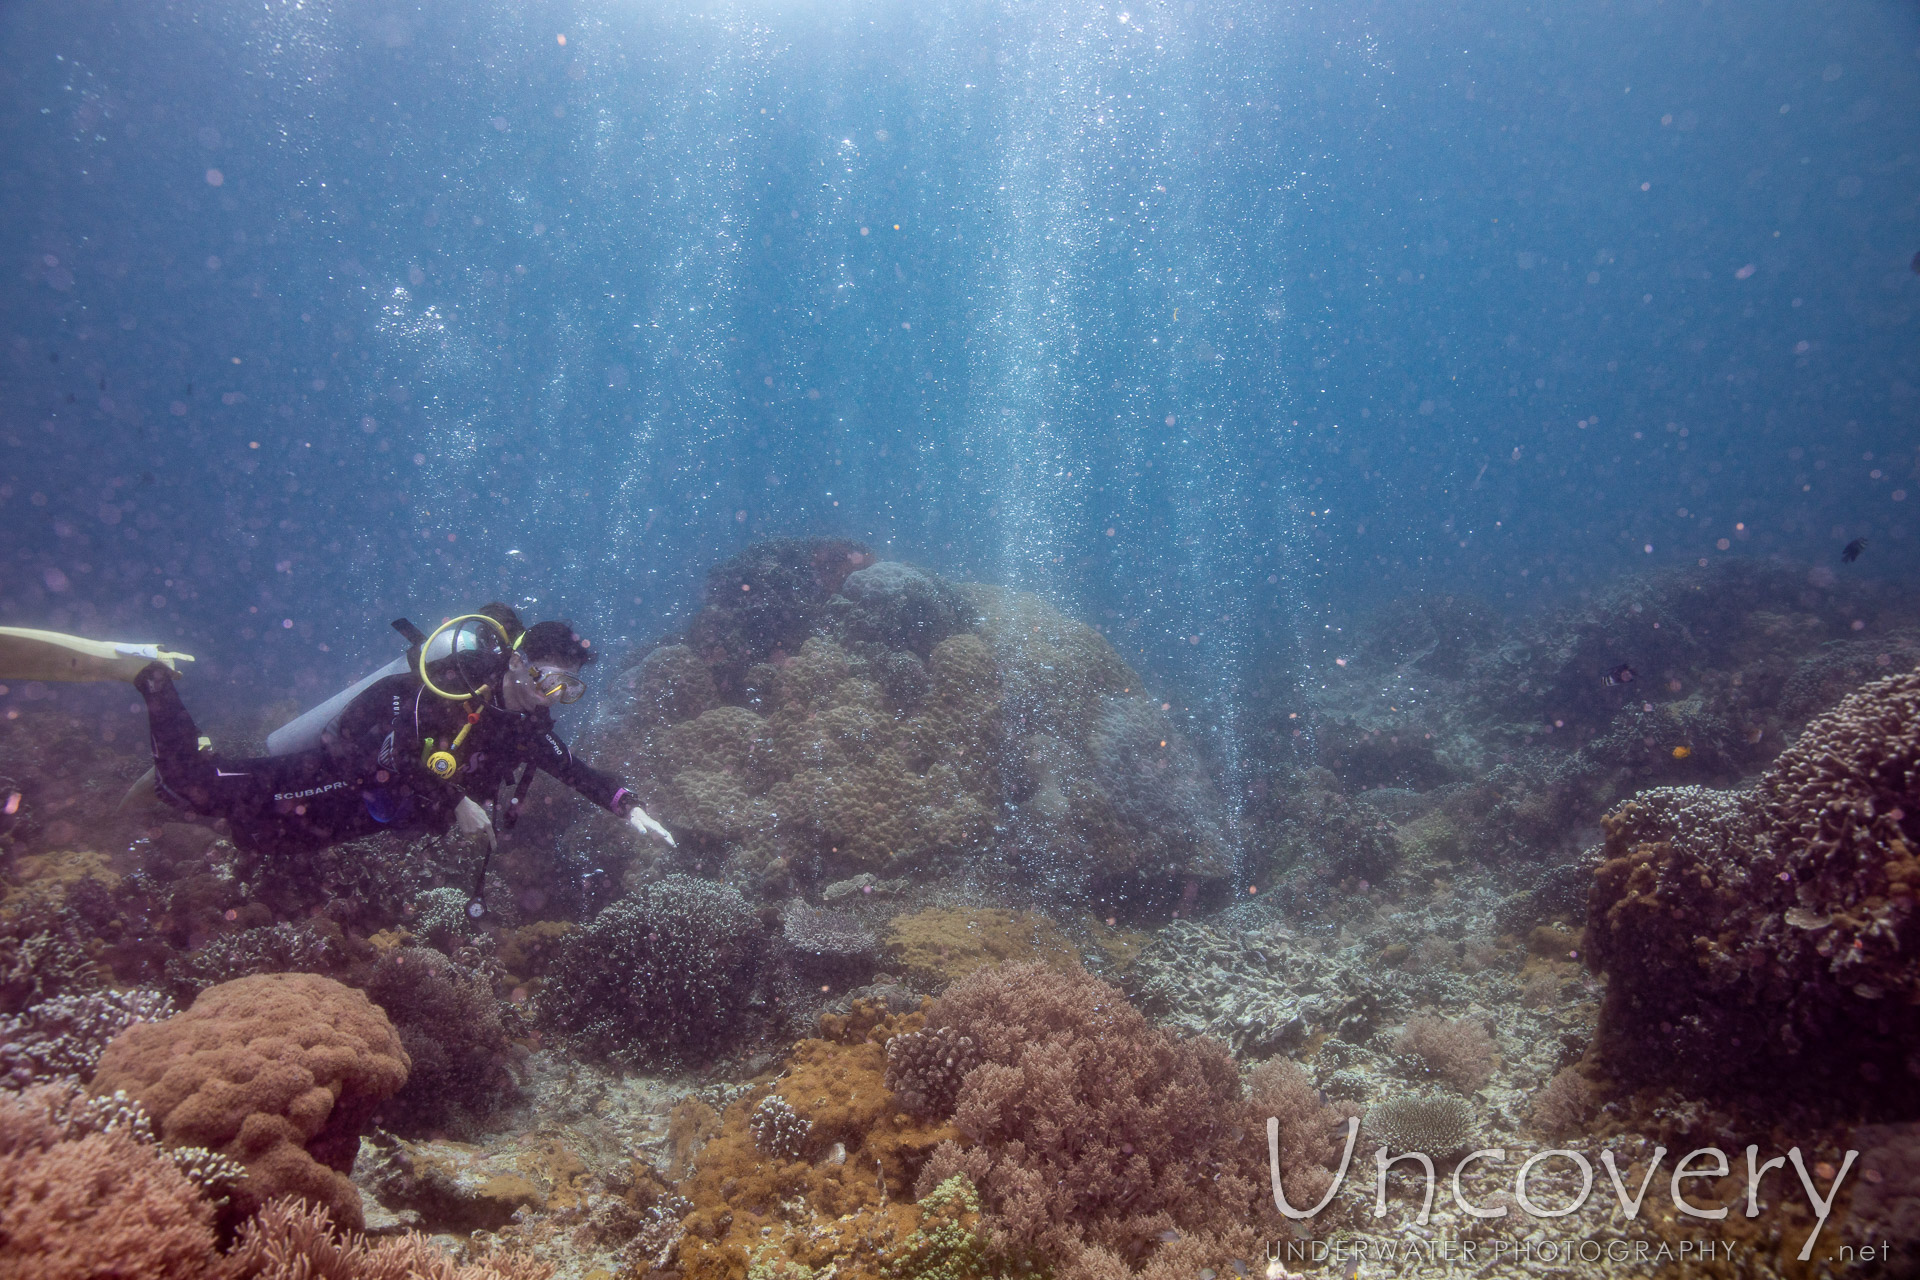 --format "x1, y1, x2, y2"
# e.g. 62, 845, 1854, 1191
1126, 918, 1391, 1058
410, 885, 482, 953
535, 874, 774, 1068
1364, 1095, 1477, 1156
0, 985, 174, 1088
163, 919, 345, 998
1586, 669, 1920, 1107
833, 560, 969, 659
781, 902, 879, 987
748, 1095, 811, 1160
1528, 1066, 1601, 1138
881, 907, 1078, 992
361, 946, 516, 1137
224, 1196, 554, 1280
911, 962, 1336, 1273
587, 545, 1233, 913
1392, 1014, 1495, 1093
0, 897, 101, 1015
1246, 1057, 1355, 1221
672, 1005, 964, 1280
0, 1082, 221, 1280
686, 536, 879, 696
879, 1175, 988, 1280
92, 971, 410, 1230
884, 1025, 981, 1122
